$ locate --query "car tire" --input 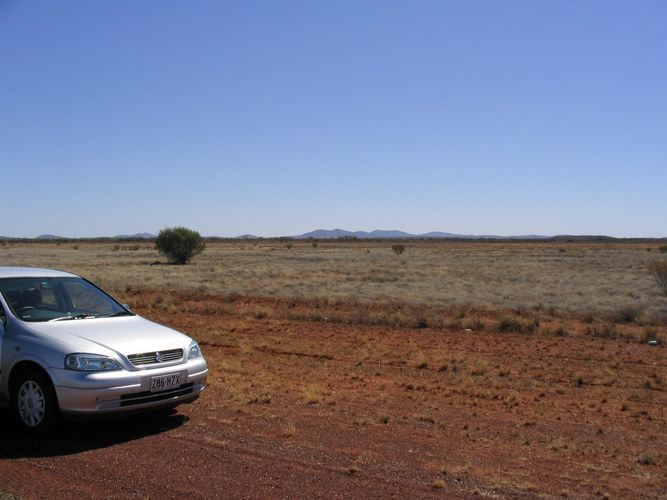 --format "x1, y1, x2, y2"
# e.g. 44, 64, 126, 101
12, 369, 59, 435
